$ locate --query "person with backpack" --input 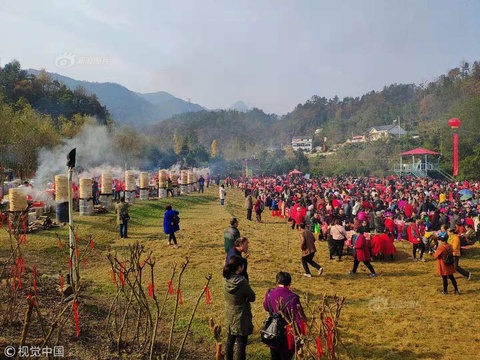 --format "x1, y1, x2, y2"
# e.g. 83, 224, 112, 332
163, 204, 180, 249
262, 271, 306, 360
223, 256, 256, 360
433, 234, 459, 294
